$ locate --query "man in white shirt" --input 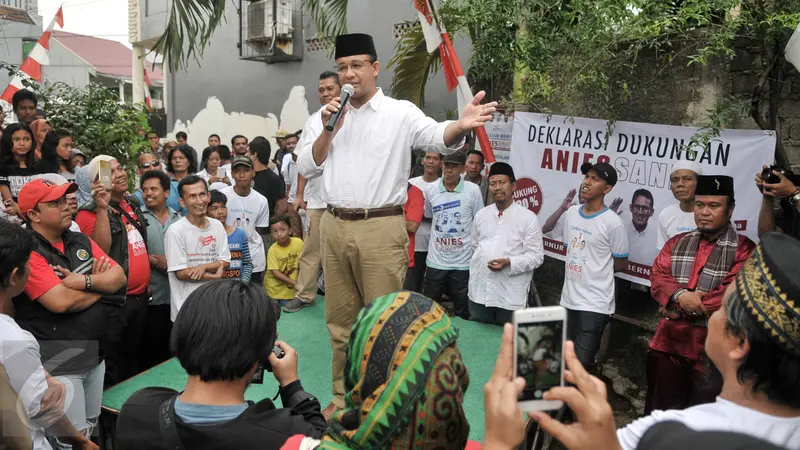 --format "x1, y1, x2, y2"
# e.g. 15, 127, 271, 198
422, 152, 485, 320
284, 71, 340, 313
529, 232, 800, 450
468, 162, 544, 325
280, 133, 303, 237
221, 156, 271, 284
165, 176, 231, 321
625, 188, 658, 267
405, 151, 443, 291
296, 32, 496, 419
560, 162, 629, 369
657, 161, 703, 249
